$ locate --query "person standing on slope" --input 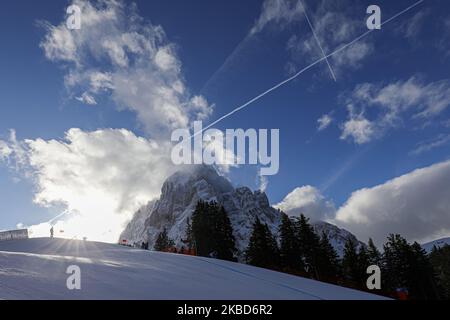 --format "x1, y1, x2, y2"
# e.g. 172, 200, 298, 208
50, 226, 54, 239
